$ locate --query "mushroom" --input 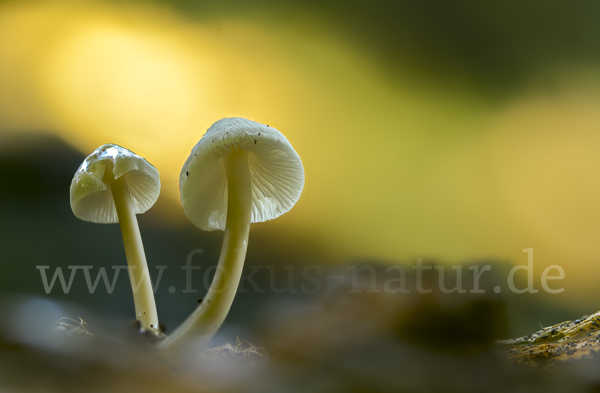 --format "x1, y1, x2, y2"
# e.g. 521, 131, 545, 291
160, 117, 304, 351
70, 144, 161, 334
